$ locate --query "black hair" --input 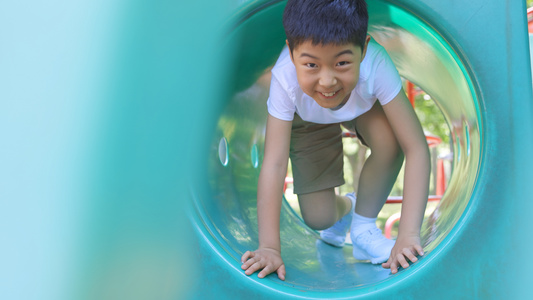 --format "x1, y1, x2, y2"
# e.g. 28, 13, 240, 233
283, 0, 368, 52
